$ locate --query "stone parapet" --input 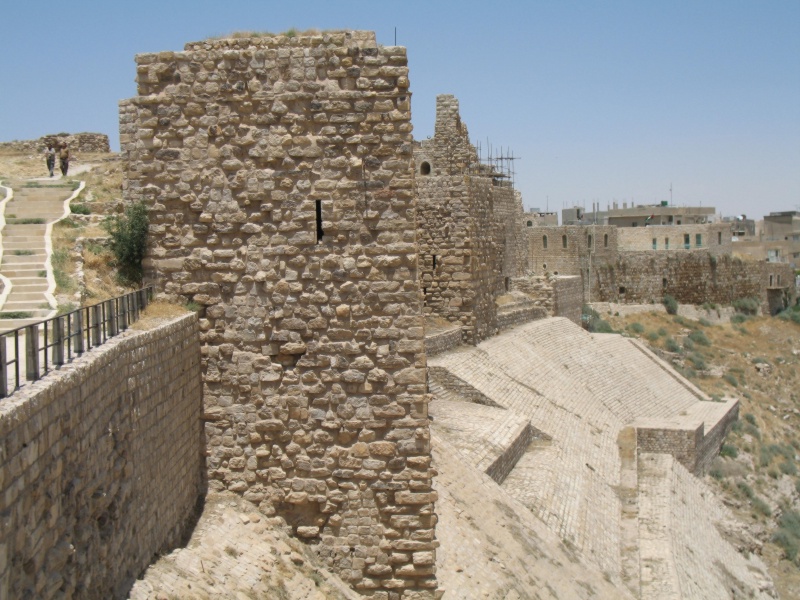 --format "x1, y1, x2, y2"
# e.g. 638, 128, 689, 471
0, 314, 203, 599
424, 326, 462, 357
